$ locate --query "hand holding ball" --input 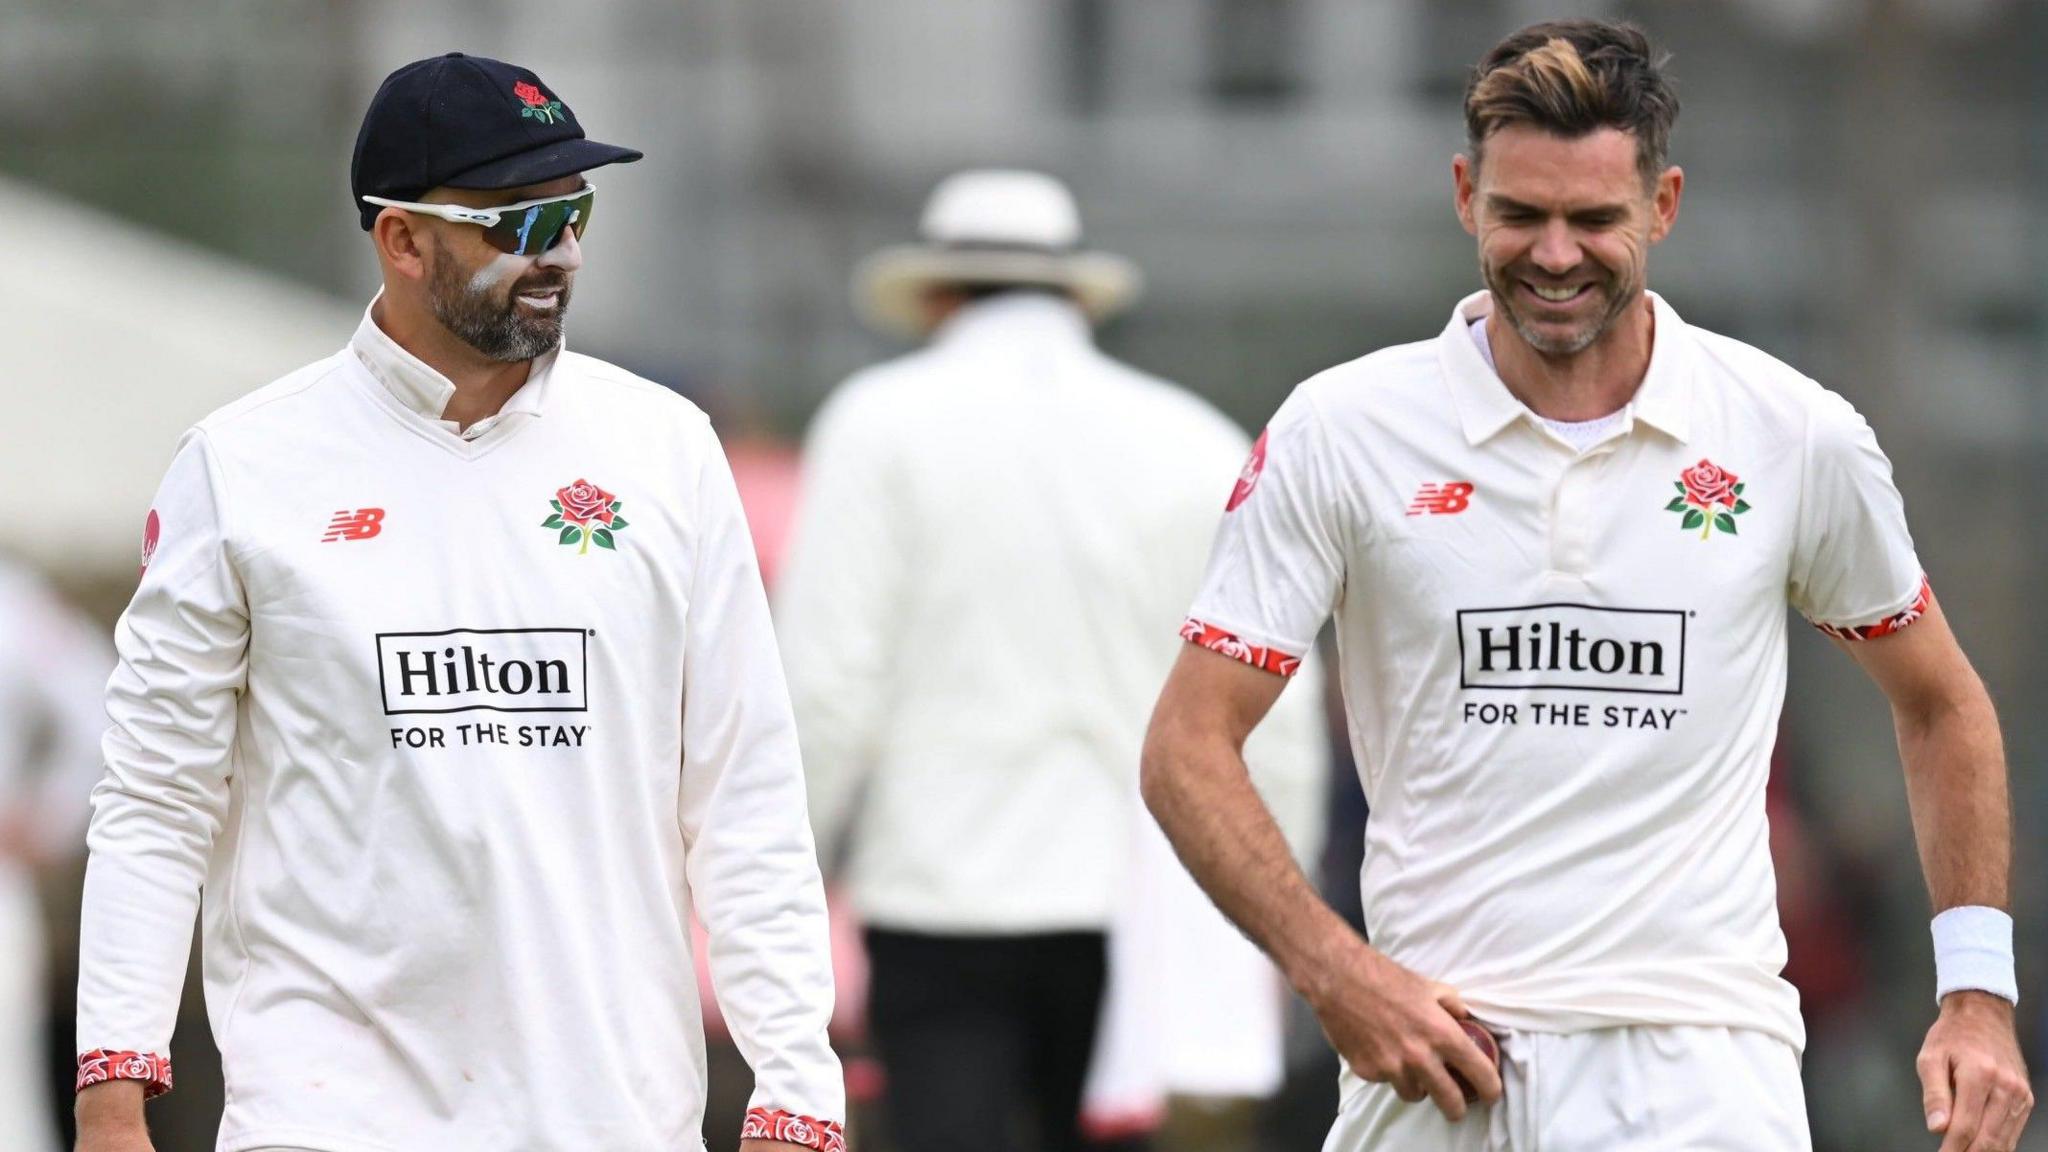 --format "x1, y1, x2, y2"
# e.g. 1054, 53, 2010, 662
1451, 1020, 1501, 1103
